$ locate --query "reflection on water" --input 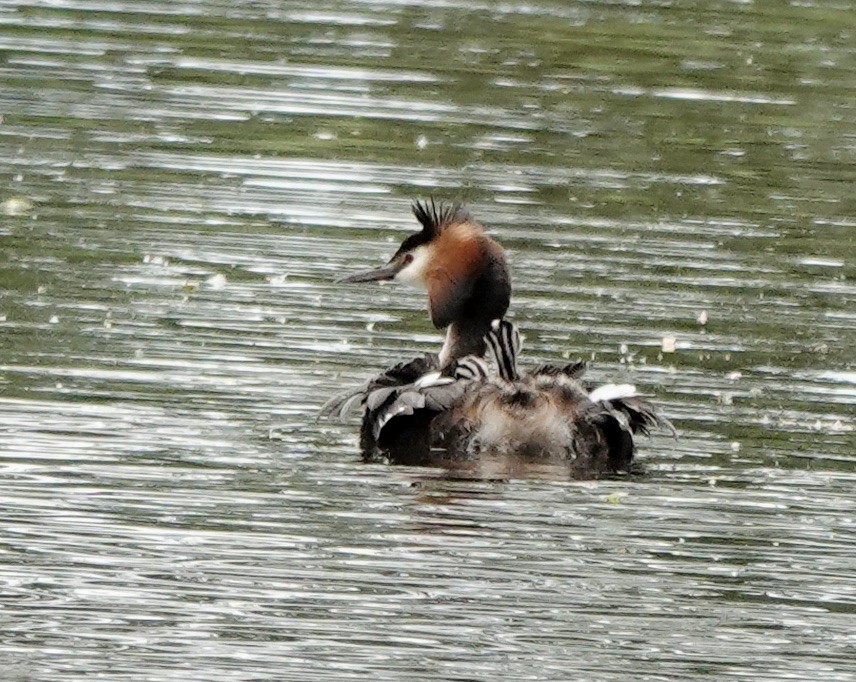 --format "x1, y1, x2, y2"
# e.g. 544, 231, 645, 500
0, 0, 853, 679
